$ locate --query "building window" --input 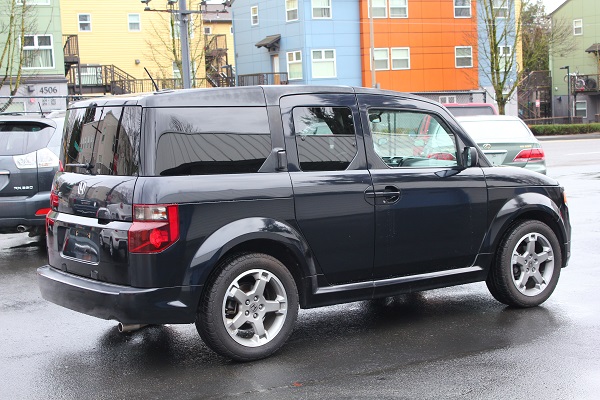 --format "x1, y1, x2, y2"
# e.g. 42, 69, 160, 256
372, 48, 389, 70
173, 62, 181, 80
286, 0, 299, 22
390, 0, 407, 18
391, 47, 410, 70
17, 0, 50, 4
455, 46, 472, 68
492, 0, 508, 18
312, 0, 331, 19
575, 100, 587, 118
287, 51, 303, 80
23, 34, 54, 69
499, 45, 511, 69
312, 49, 336, 78
78, 14, 91, 32
251, 6, 259, 25
454, 0, 471, 18
230, 26, 233, 34
128, 14, 141, 31
439, 95, 457, 103
204, 26, 212, 35
573, 19, 583, 35
370, 0, 387, 18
